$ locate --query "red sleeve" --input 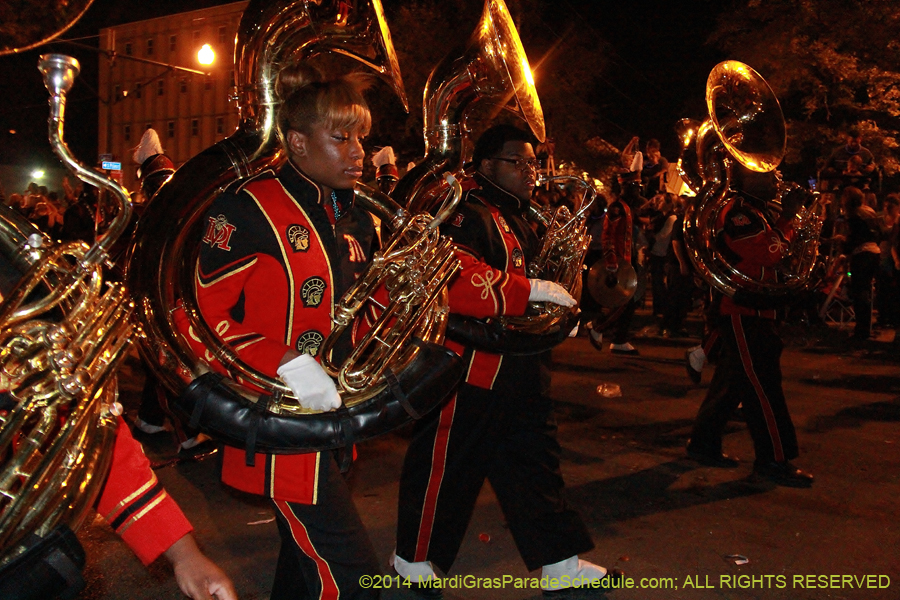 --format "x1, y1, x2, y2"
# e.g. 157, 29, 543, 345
194, 253, 289, 376
96, 421, 193, 565
601, 204, 632, 269
447, 248, 531, 318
